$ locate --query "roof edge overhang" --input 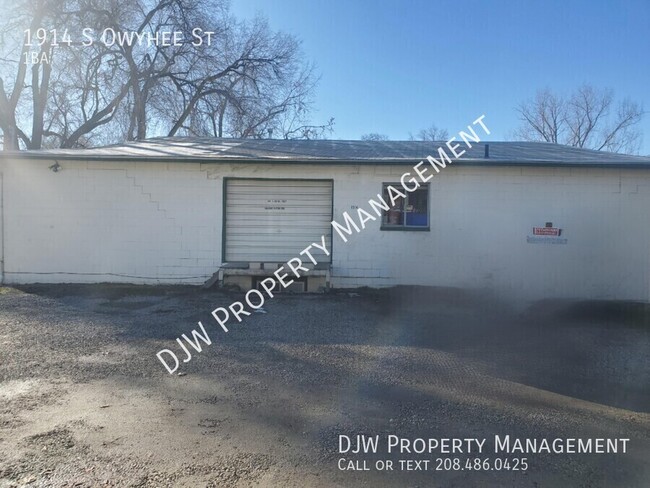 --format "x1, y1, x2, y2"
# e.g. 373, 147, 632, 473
2, 152, 650, 169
